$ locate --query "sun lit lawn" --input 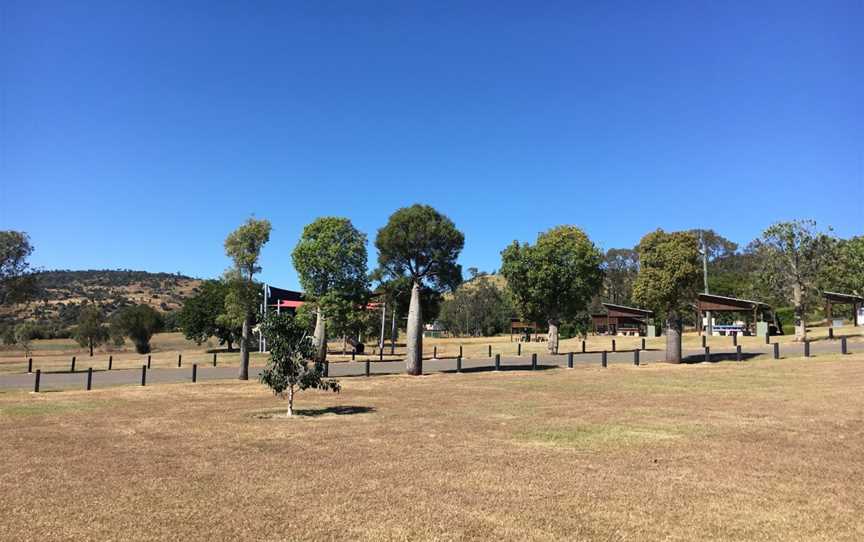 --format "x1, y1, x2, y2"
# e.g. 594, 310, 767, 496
1, 353, 863, 540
